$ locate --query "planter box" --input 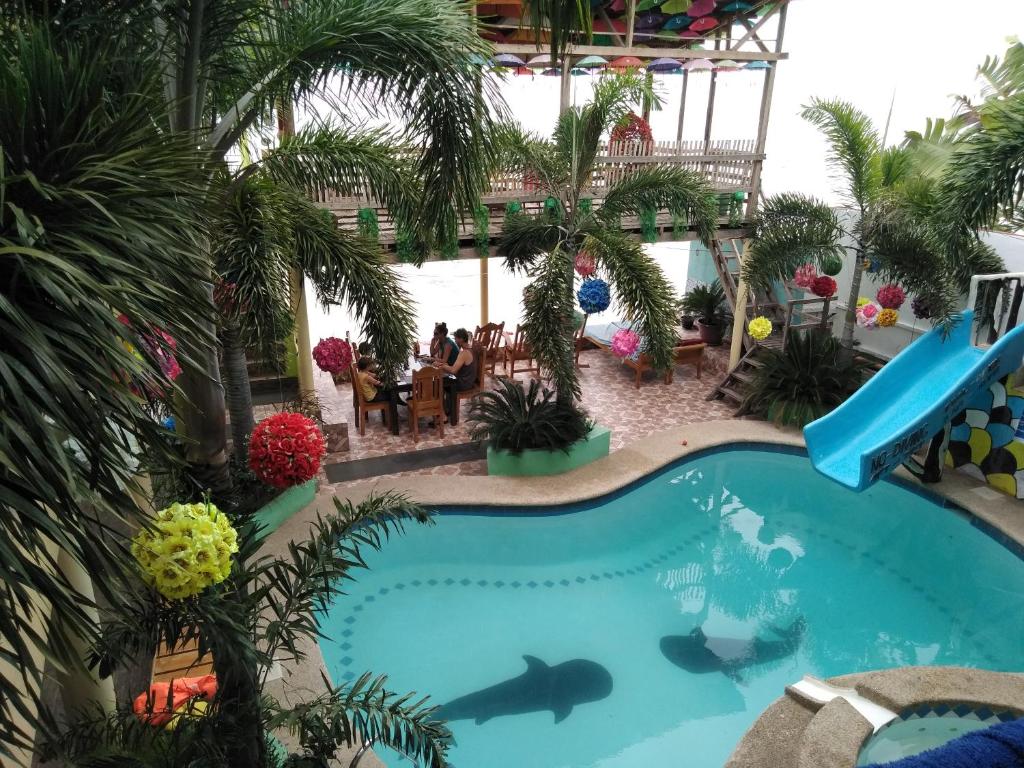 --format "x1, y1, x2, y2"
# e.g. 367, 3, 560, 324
486, 426, 611, 477
253, 478, 316, 538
